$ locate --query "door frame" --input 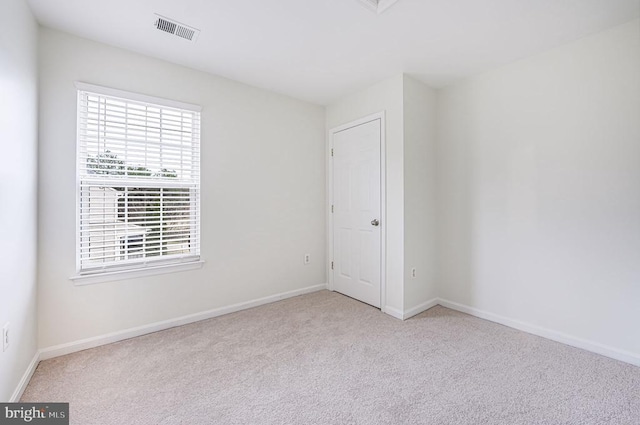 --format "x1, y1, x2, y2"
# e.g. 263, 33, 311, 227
327, 111, 387, 312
